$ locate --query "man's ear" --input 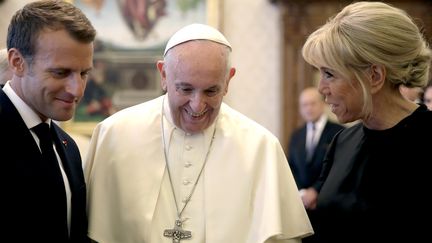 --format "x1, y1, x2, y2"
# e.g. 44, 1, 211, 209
369, 64, 386, 94
223, 67, 236, 95
9, 48, 26, 77
156, 60, 167, 91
